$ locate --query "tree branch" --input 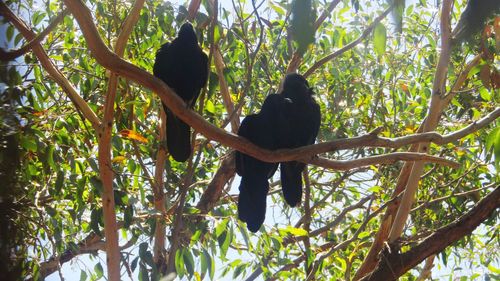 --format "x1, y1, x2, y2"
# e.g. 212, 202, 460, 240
214, 45, 239, 133
98, 0, 146, 278
0, 9, 69, 61
196, 152, 235, 213
314, 0, 342, 30
303, 5, 393, 78
0, 2, 100, 131
360, 185, 500, 281
60, 0, 498, 169
309, 152, 458, 171
388, 0, 454, 243
153, 109, 168, 270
